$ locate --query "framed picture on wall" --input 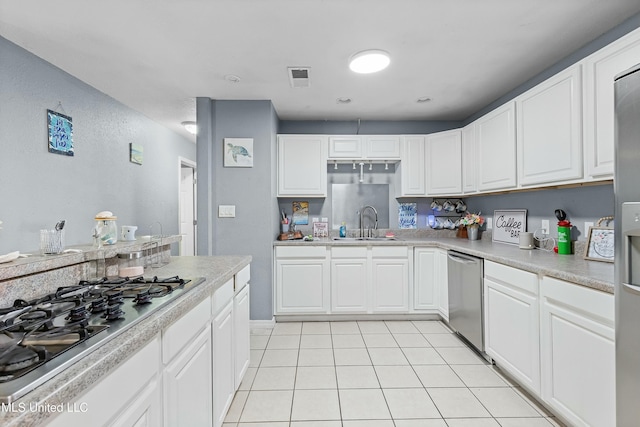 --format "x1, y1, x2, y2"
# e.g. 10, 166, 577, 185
47, 109, 74, 156
224, 138, 253, 167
